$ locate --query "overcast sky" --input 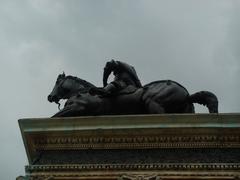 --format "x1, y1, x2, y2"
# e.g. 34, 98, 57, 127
0, 0, 240, 179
